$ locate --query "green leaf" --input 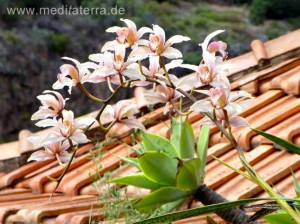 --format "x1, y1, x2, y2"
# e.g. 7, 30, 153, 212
180, 118, 195, 158
141, 130, 179, 157
116, 156, 140, 169
134, 198, 300, 224
252, 128, 300, 154
176, 158, 202, 191
197, 124, 210, 182
110, 172, 164, 190
212, 155, 252, 180
134, 187, 190, 211
161, 198, 188, 213
138, 151, 178, 186
263, 212, 296, 224
292, 170, 300, 198
170, 117, 182, 153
